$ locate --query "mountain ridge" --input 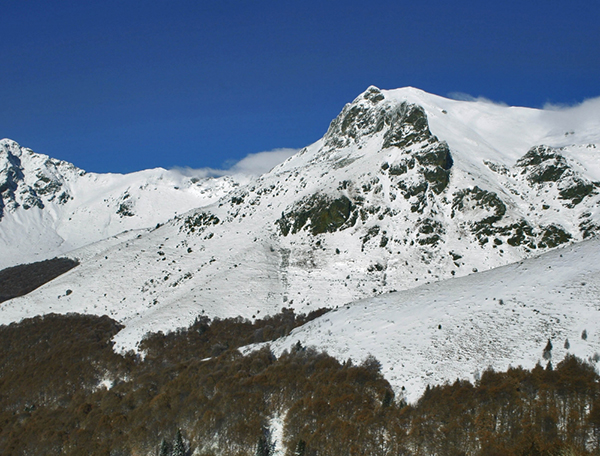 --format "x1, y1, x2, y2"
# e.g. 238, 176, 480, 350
0, 138, 249, 269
